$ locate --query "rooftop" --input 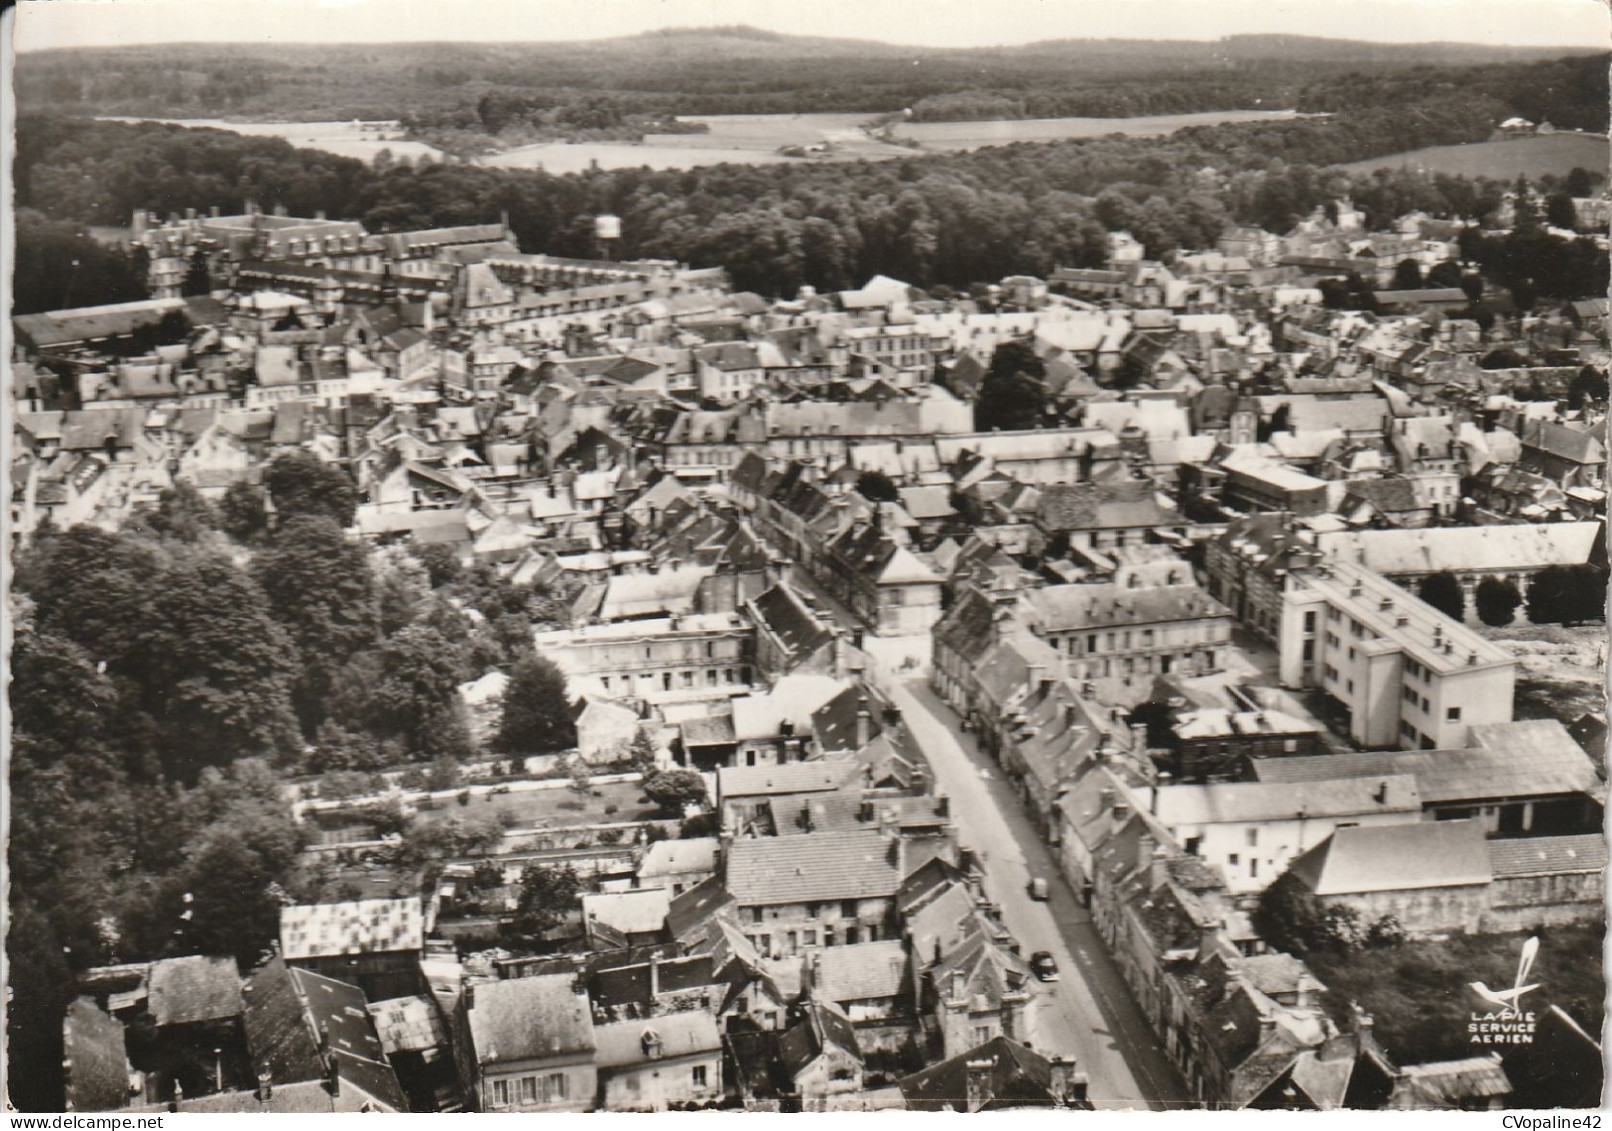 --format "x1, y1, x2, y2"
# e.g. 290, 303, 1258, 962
726, 829, 903, 906
467, 974, 596, 1065
279, 897, 424, 960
